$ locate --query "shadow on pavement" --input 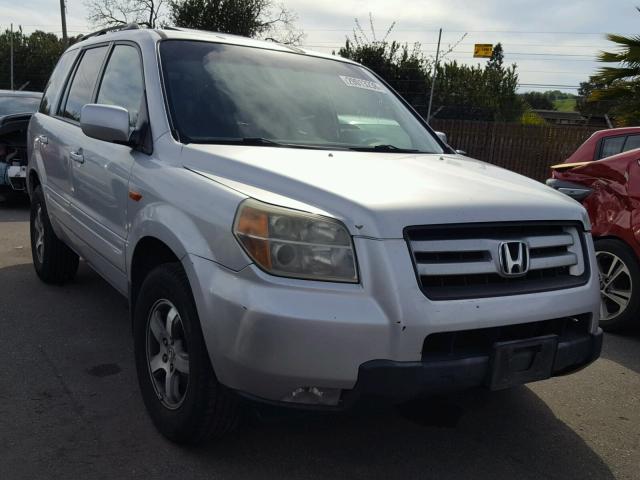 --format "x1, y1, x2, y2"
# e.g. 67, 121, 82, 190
0, 200, 29, 223
601, 331, 640, 375
0, 261, 615, 480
